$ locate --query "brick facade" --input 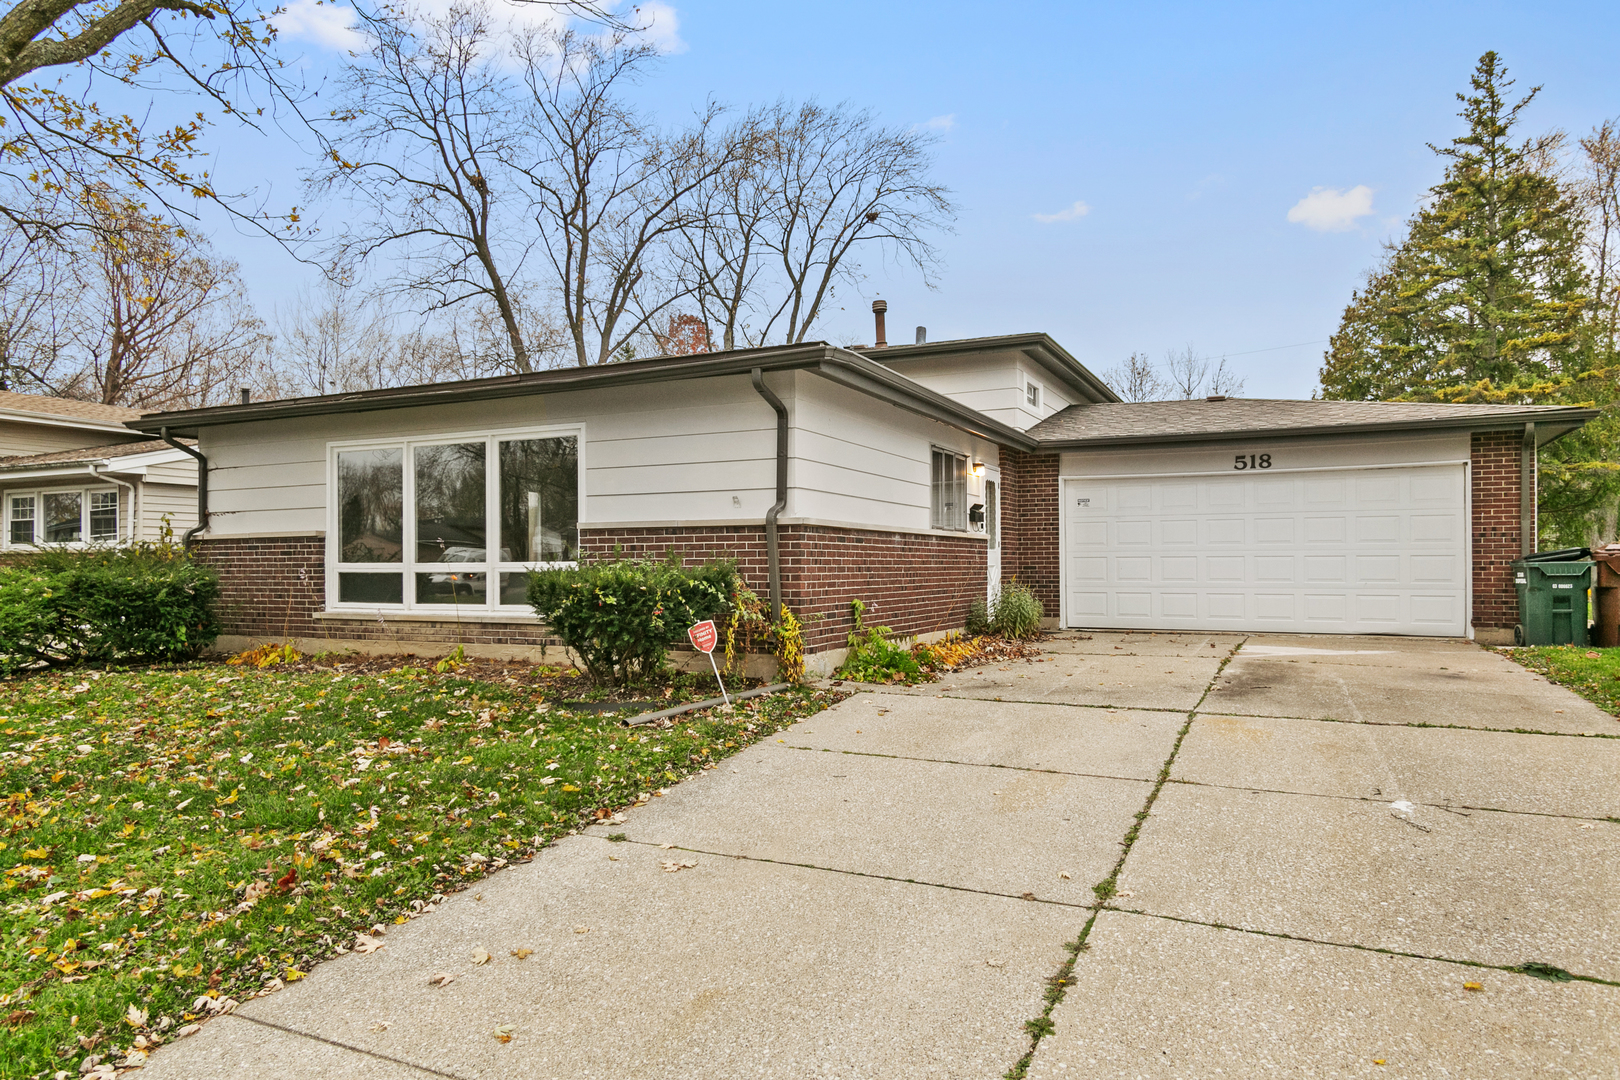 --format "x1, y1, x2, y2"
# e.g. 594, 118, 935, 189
998, 447, 1062, 619
582, 523, 986, 652
1471, 430, 1530, 632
